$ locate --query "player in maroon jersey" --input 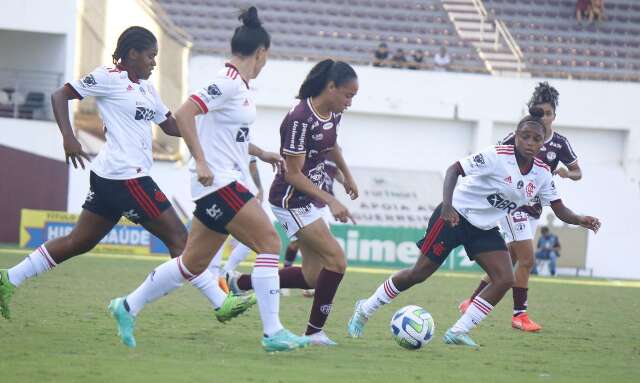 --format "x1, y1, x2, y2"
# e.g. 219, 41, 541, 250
459, 82, 582, 332
231, 59, 359, 345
